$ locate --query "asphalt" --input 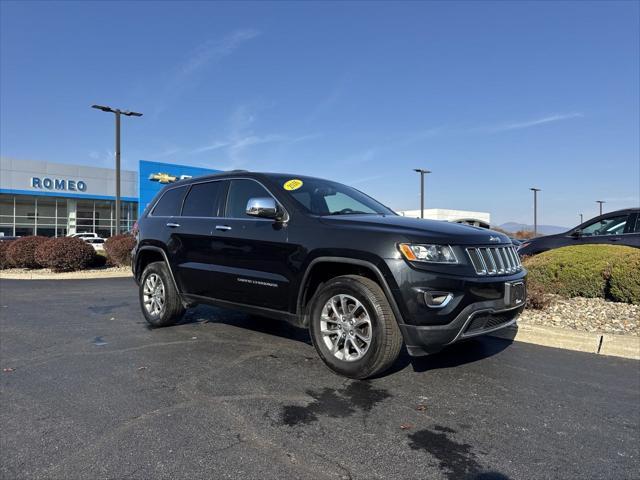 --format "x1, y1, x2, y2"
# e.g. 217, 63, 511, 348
0, 278, 638, 480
